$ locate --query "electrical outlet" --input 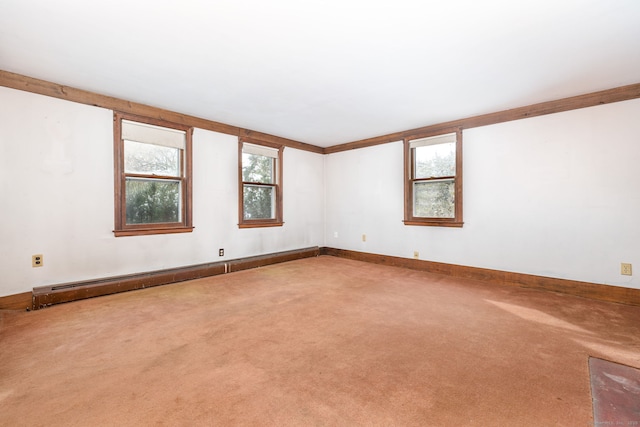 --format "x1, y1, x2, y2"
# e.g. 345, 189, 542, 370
362, 234, 366, 242
32, 254, 43, 268
334, 231, 338, 238
413, 251, 419, 259
621, 263, 632, 276
219, 249, 224, 257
